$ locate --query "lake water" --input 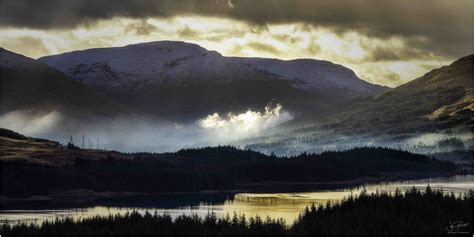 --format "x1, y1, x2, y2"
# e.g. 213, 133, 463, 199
1, 175, 473, 226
